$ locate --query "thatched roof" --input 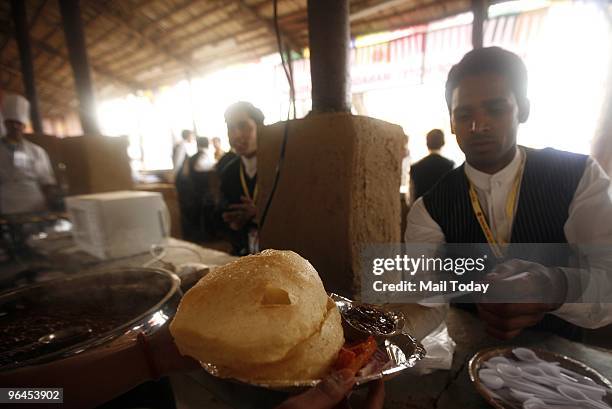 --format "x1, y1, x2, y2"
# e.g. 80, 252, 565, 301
0, 0, 498, 117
